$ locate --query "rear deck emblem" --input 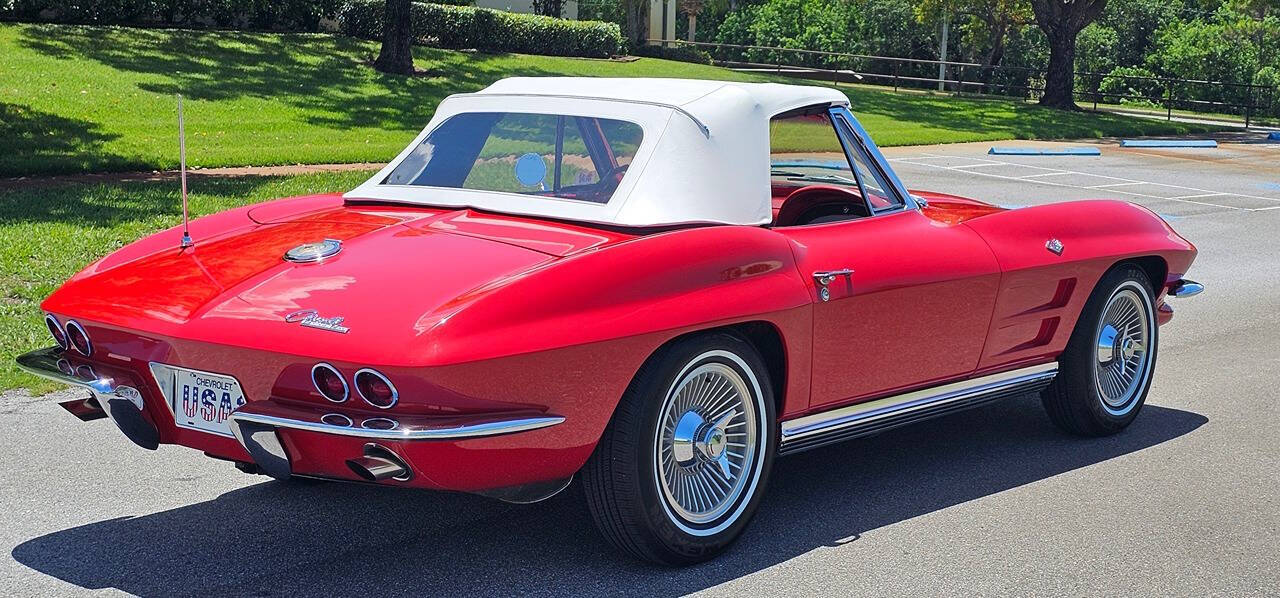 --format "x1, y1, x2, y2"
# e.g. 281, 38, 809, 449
284, 309, 350, 334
